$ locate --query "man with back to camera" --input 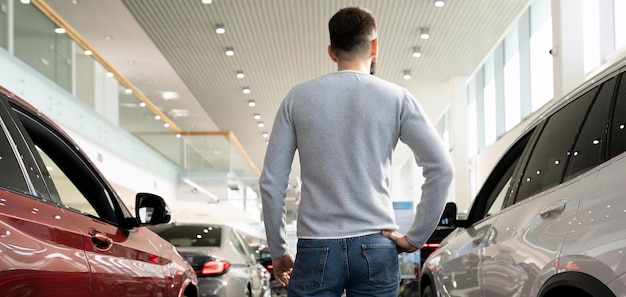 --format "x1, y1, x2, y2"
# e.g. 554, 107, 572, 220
259, 6, 454, 297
